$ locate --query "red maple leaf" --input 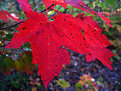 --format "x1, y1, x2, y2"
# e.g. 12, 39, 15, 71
0, 9, 21, 22
6, 12, 70, 87
5, 0, 113, 87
